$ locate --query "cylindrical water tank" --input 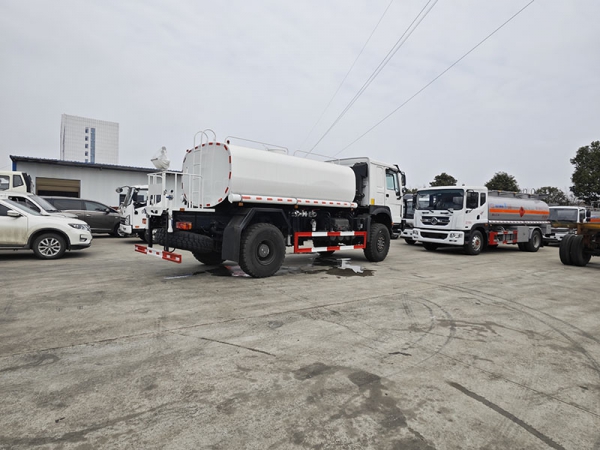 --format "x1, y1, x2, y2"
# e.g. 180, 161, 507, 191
181, 142, 356, 208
